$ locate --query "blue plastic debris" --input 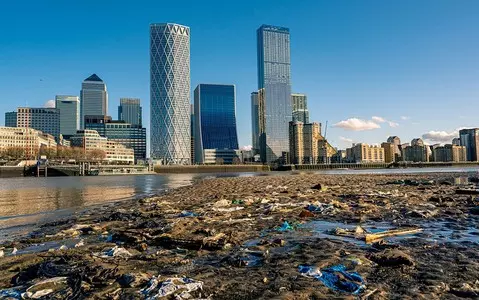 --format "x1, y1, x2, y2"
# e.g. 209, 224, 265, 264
306, 204, 323, 212
277, 221, 294, 232
179, 211, 198, 218
0, 288, 23, 299
299, 264, 365, 294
